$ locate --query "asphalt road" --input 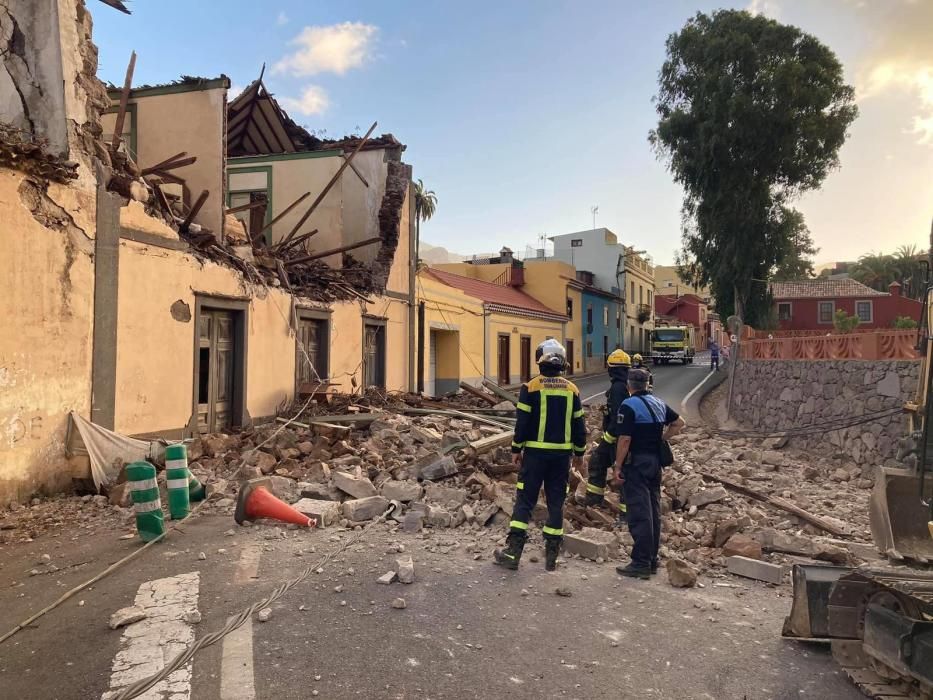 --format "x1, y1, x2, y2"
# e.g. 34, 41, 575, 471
576, 351, 717, 415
